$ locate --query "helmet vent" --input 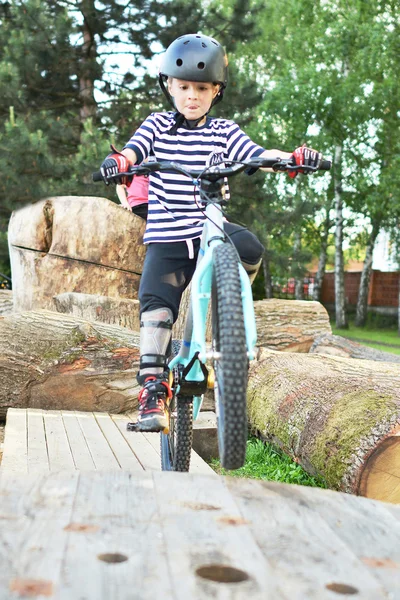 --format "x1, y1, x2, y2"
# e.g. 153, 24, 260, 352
202, 42, 207, 48
197, 62, 205, 70
176, 59, 183, 66
212, 40, 218, 46
183, 40, 190, 45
